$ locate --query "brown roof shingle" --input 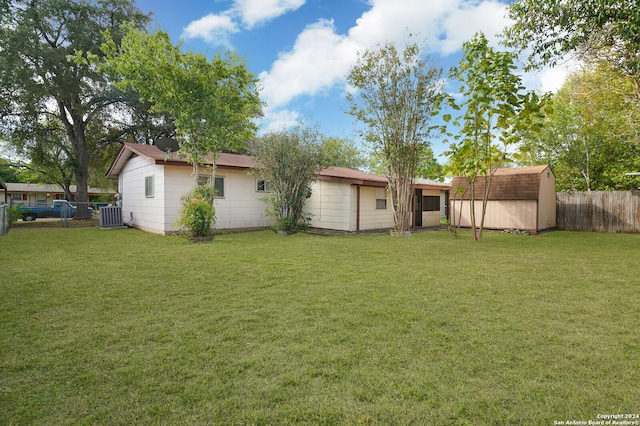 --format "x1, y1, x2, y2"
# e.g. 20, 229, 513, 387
106, 143, 451, 192
451, 166, 551, 201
